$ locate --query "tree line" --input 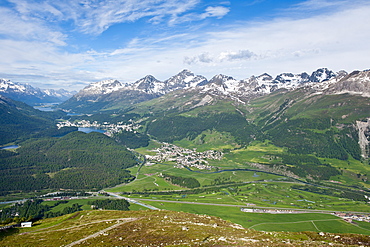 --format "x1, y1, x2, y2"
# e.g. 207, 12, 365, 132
0, 199, 81, 225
